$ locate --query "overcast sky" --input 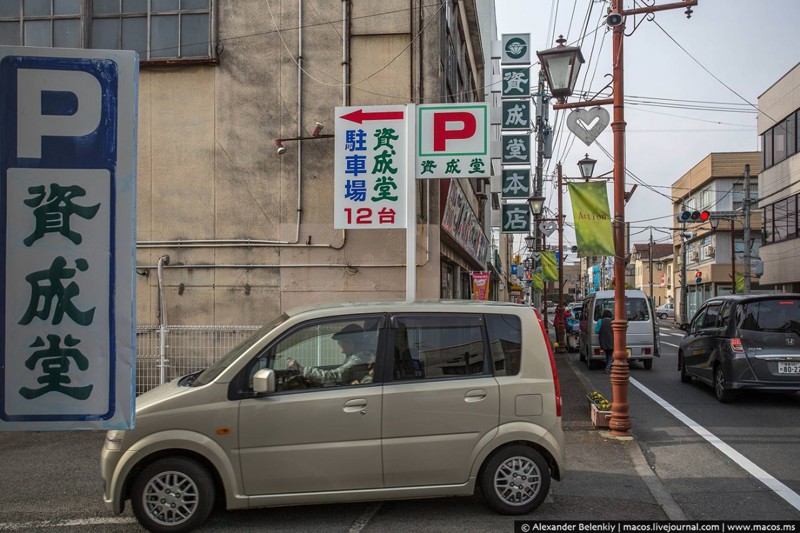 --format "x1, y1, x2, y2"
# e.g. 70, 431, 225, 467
494, 0, 800, 257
